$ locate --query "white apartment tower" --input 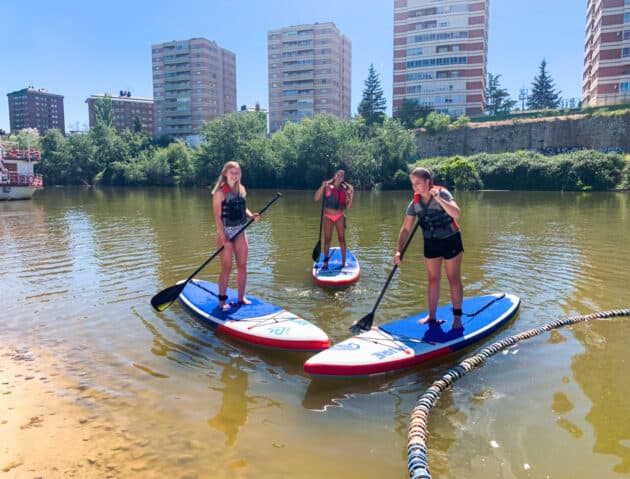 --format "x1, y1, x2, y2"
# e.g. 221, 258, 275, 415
393, 0, 489, 118
152, 38, 236, 139
268, 22, 352, 133
583, 0, 630, 106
